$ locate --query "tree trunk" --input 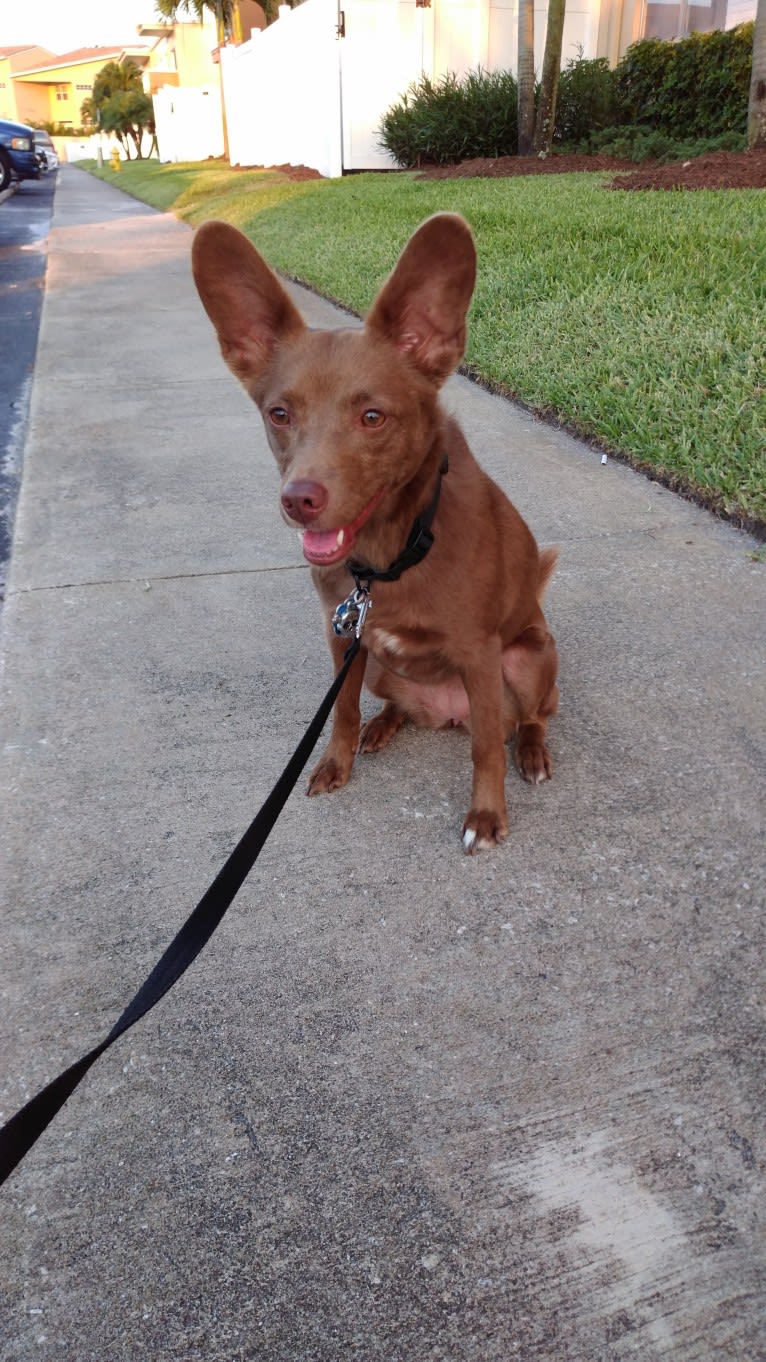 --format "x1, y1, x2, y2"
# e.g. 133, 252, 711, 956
517, 0, 535, 157
748, 0, 766, 149
532, 0, 567, 157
